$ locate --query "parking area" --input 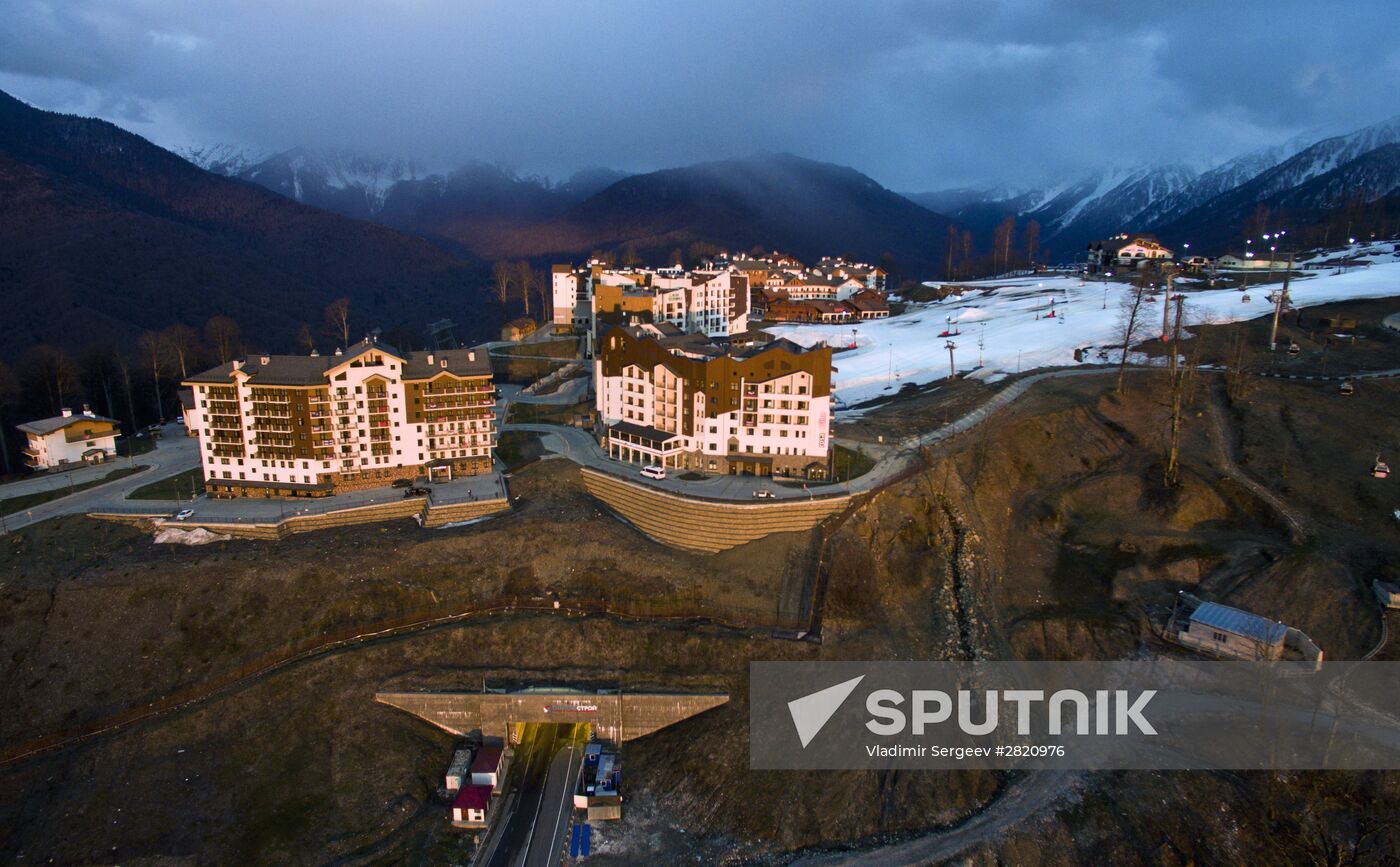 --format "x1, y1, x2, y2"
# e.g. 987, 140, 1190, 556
129, 466, 508, 526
